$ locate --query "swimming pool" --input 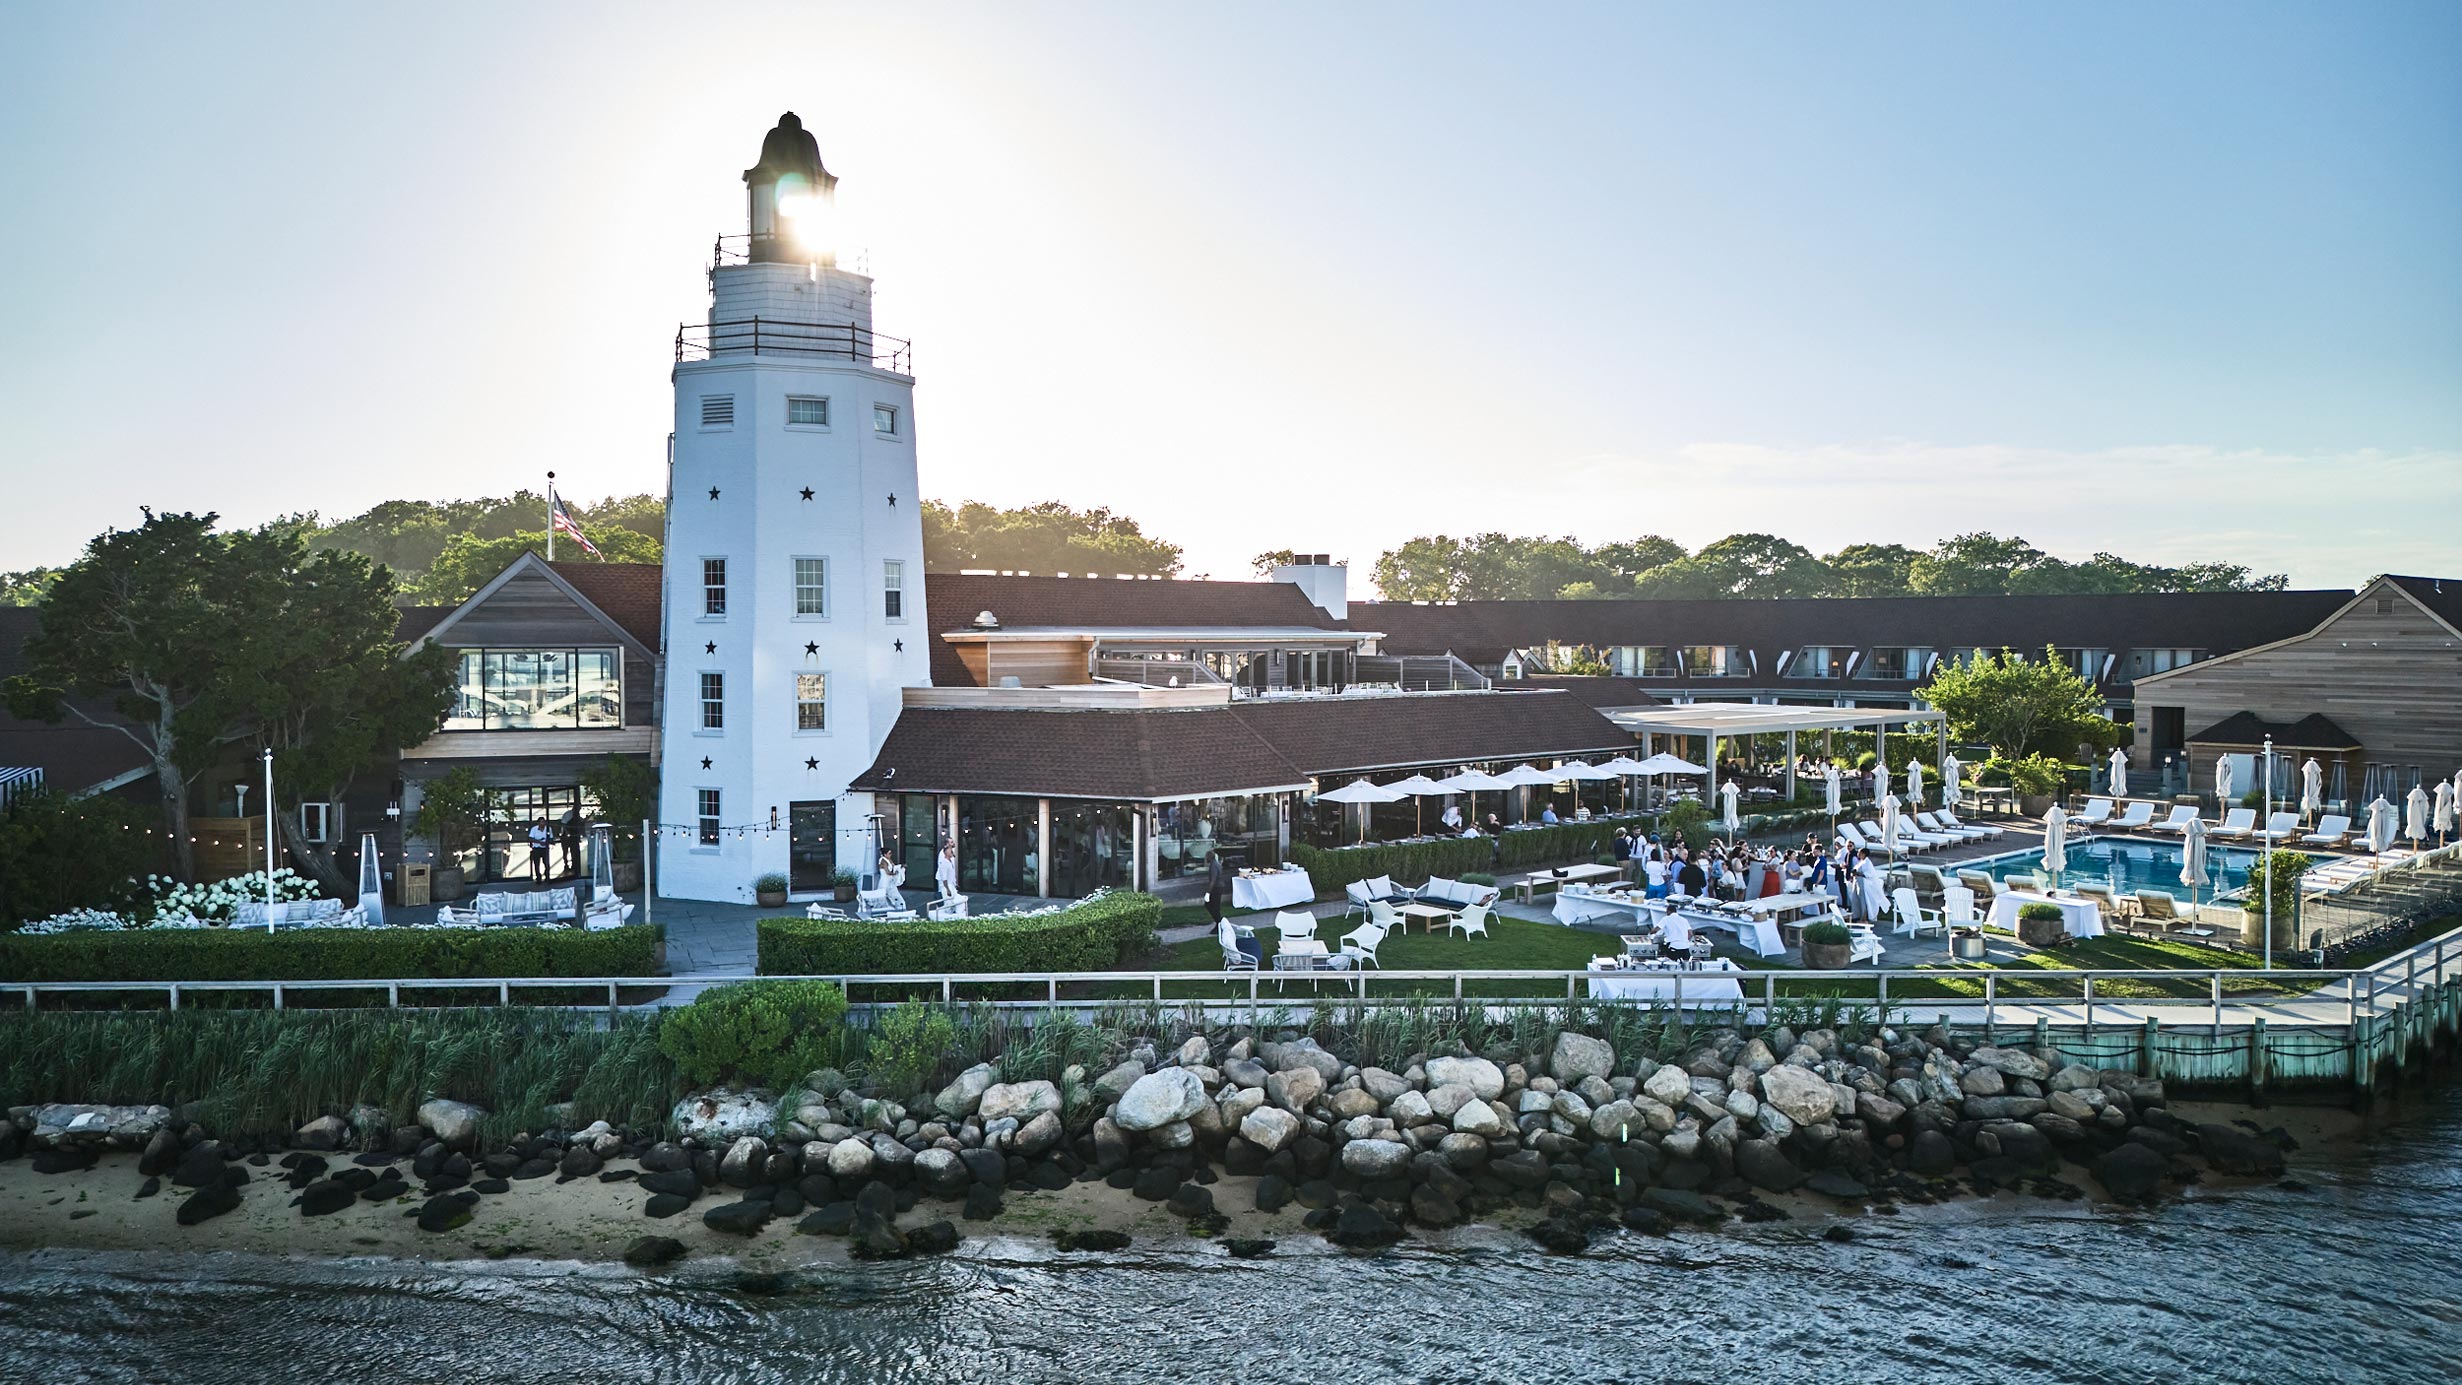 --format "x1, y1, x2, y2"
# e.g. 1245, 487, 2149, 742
1966, 836, 2270, 897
